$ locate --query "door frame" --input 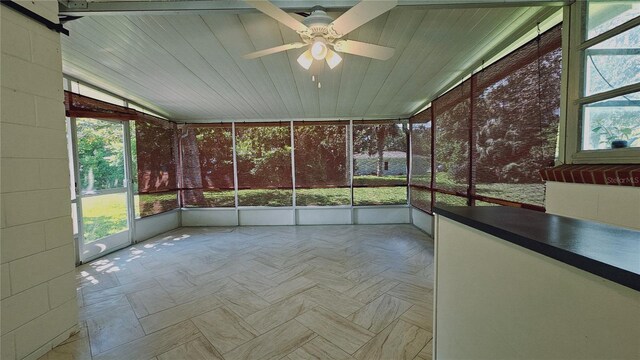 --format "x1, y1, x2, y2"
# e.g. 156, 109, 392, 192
68, 116, 136, 264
